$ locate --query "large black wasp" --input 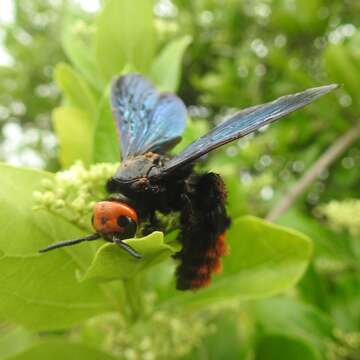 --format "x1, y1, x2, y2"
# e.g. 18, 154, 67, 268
40, 74, 337, 290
